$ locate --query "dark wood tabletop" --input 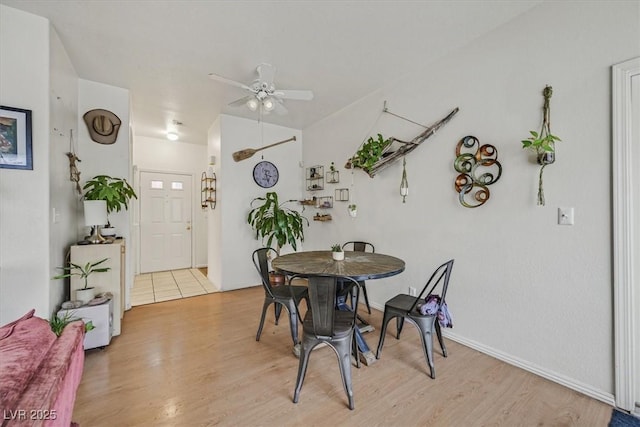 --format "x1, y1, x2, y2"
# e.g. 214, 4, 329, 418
272, 250, 405, 281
